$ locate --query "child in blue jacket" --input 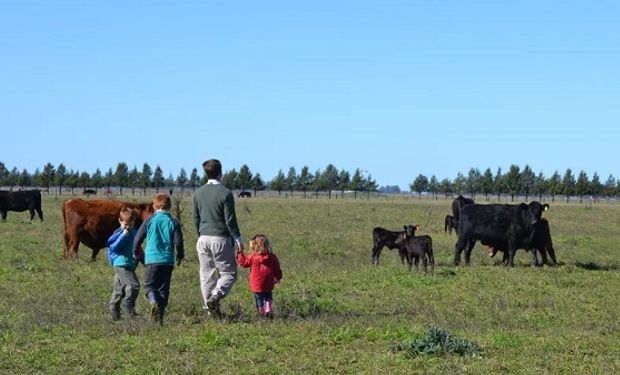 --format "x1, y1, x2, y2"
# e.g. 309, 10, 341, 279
108, 207, 140, 321
133, 193, 184, 326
